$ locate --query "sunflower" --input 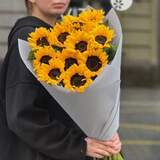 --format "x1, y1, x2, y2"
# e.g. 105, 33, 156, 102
37, 59, 64, 85
92, 25, 115, 48
79, 9, 105, 24
63, 15, 79, 24
64, 31, 94, 53
32, 47, 59, 71
60, 49, 83, 71
28, 27, 50, 50
48, 34, 65, 53
82, 48, 108, 75
49, 22, 72, 45
62, 15, 85, 32
48, 25, 70, 53
63, 64, 93, 93
82, 22, 98, 33
62, 15, 95, 32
